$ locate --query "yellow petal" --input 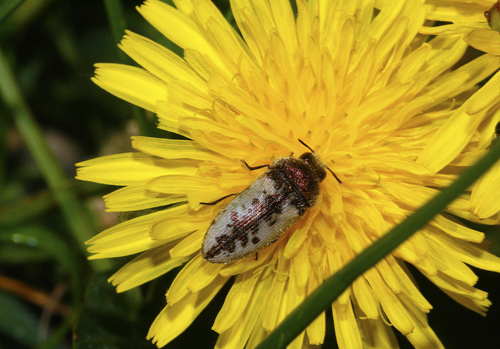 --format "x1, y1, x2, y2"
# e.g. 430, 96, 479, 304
471, 160, 500, 218
230, 0, 276, 63
332, 299, 363, 349
109, 243, 188, 292
364, 268, 414, 335
286, 258, 307, 349
212, 270, 262, 333
168, 80, 213, 110
154, 100, 192, 137
427, 231, 500, 273
150, 214, 210, 242
430, 214, 484, 243
76, 153, 198, 186
92, 63, 166, 112
376, 259, 402, 294
306, 272, 325, 345
465, 27, 500, 55
261, 255, 289, 331
245, 324, 268, 349
352, 277, 379, 319
400, 296, 444, 349
422, 1, 486, 22
466, 67, 500, 115
214, 268, 273, 349
132, 136, 224, 162
427, 243, 478, 286
357, 316, 399, 349
103, 185, 185, 212
137, 0, 231, 80
145, 174, 216, 193
442, 288, 491, 315
86, 227, 160, 259
419, 64, 500, 172
168, 230, 204, 260
290, 238, 311, 290
175, 0, 255, 70
119, 31, 208, 90
147, 274, 229, 347
166, 254, 224, 305
86, 207, 187, 258
388, 257, 432, 313
424, 271, 488, 301
284, 210, 318, 258
219, 241, 278, 277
